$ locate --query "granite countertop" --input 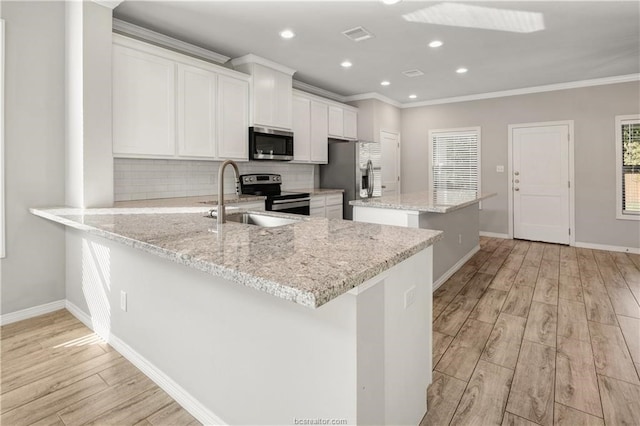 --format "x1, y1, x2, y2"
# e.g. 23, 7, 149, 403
349, 191, 497, 213
31, 207, 442, 309
290, 188, 345, 196
114, 194, 265, 209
